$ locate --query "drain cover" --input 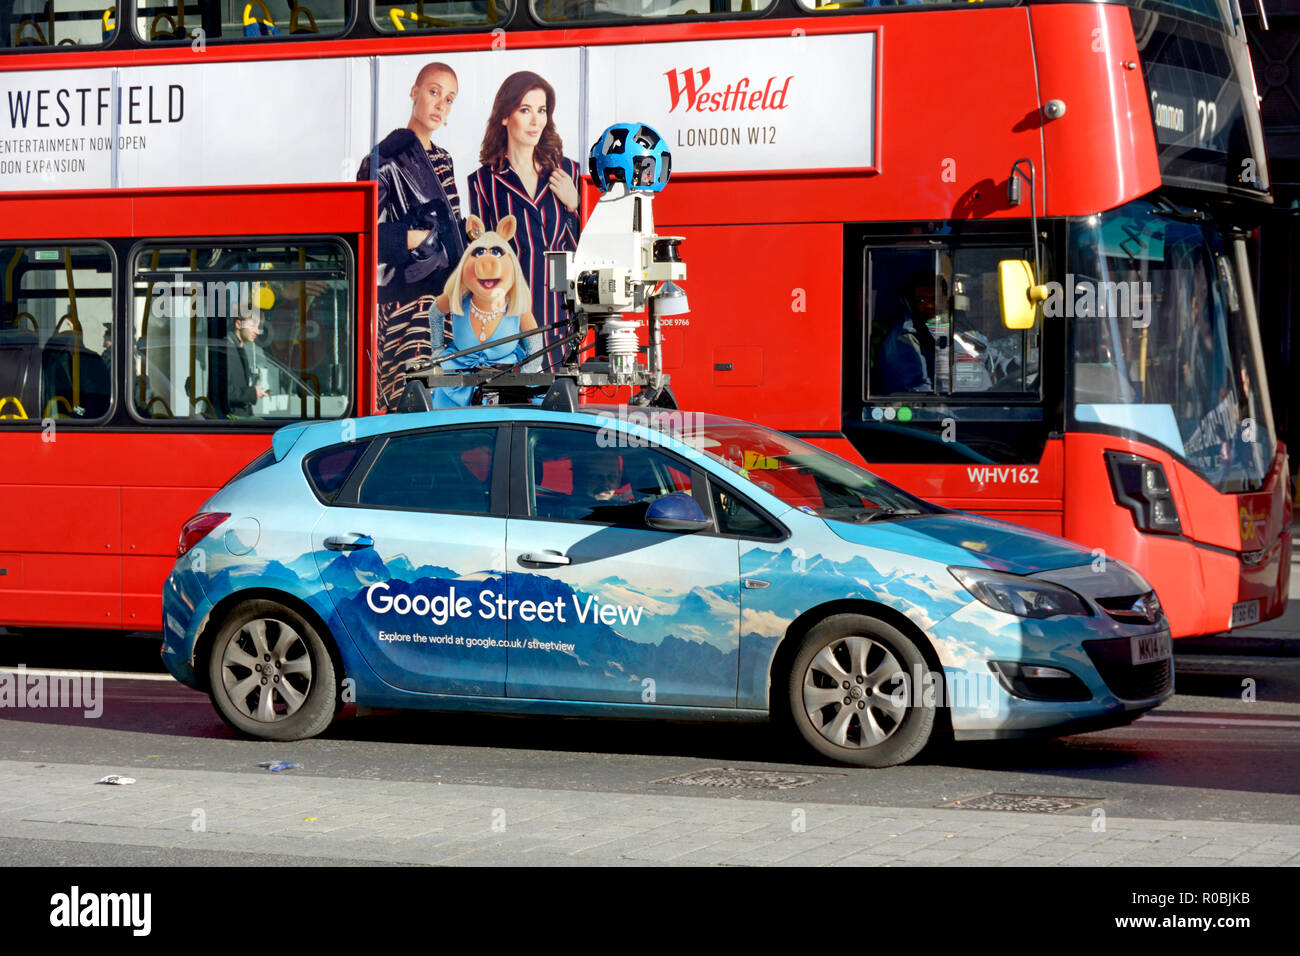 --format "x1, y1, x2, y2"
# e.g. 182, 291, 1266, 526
652, 768, 834, 790
937, 793, 1103, 813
